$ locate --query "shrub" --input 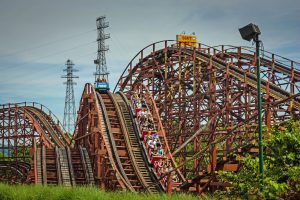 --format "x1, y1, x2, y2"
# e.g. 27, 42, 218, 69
217, 120, 300, 199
